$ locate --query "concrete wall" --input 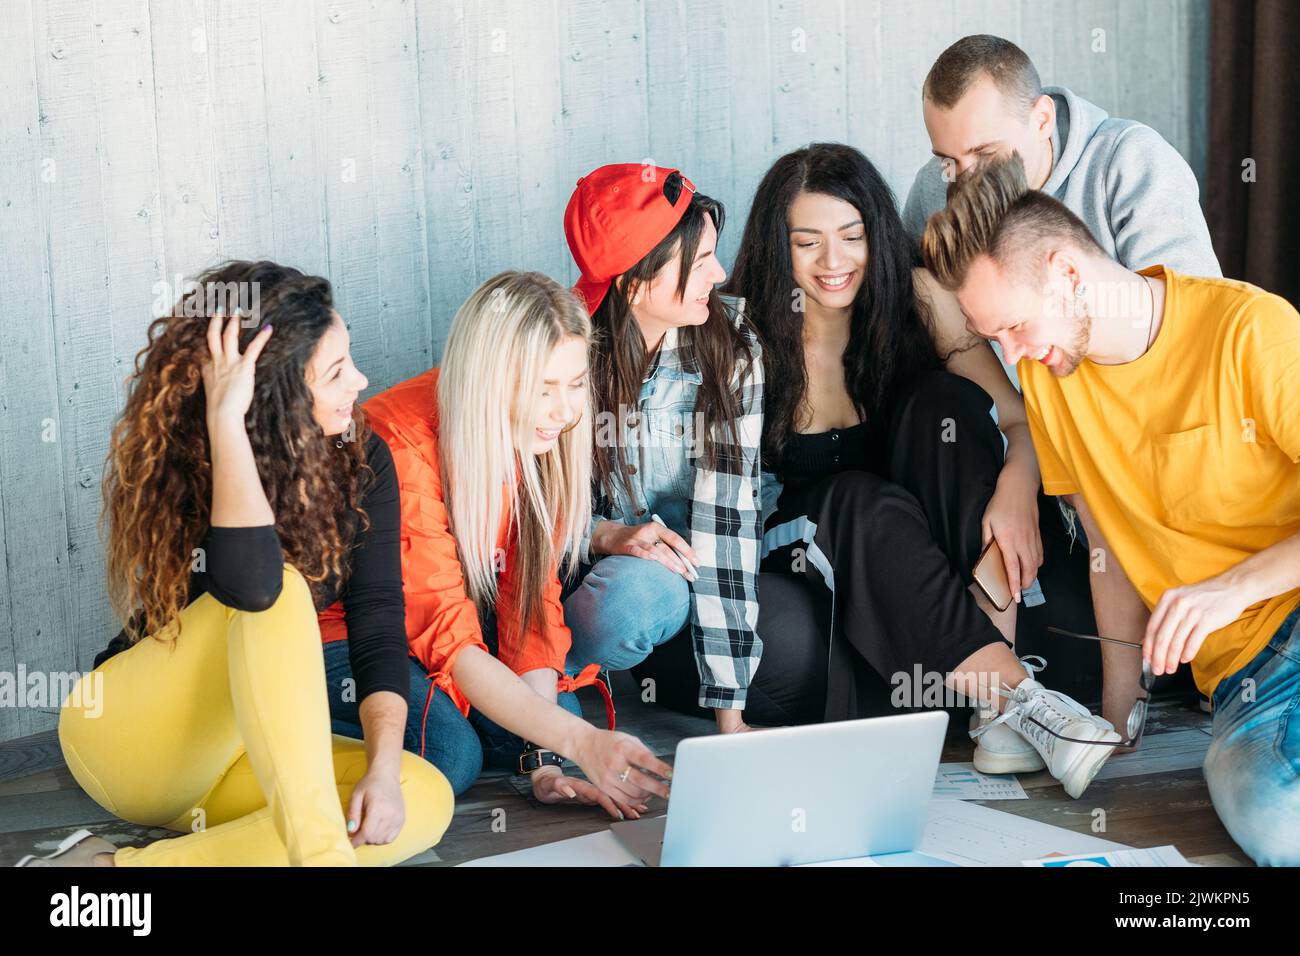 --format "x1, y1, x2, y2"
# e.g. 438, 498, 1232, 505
0, 0, 1210, 741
